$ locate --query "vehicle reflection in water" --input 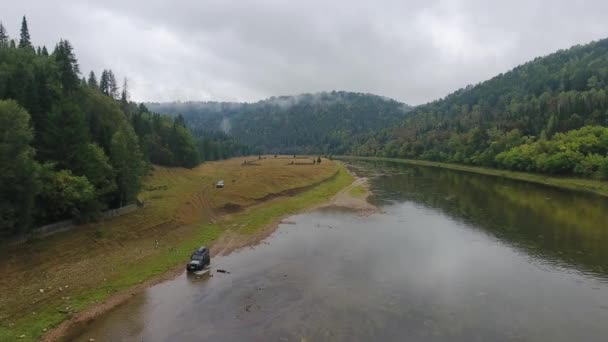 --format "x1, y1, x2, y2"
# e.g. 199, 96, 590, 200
66, 160, 608, 342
